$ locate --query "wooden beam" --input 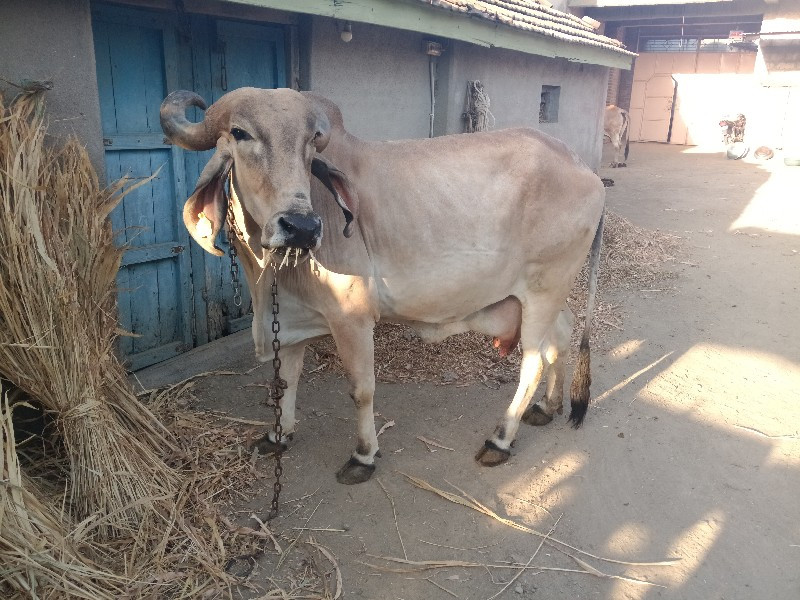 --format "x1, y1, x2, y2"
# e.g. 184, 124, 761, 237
218, 0, 634, 69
